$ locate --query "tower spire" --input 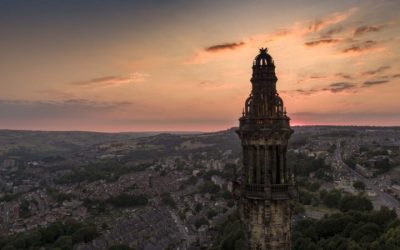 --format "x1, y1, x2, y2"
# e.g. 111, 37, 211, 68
236, 49, 296, 250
